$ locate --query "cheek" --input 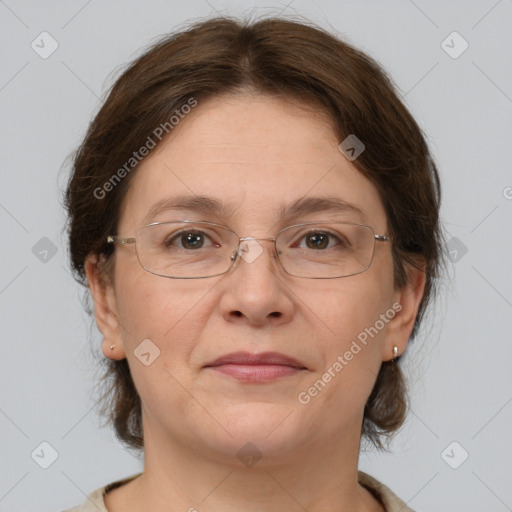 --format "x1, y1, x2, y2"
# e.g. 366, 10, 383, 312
115, 250, 200, 331
113, 266, 214, 365
315, 274, 391, 343
302, 276, 393, 405
113, 275, 214, 416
